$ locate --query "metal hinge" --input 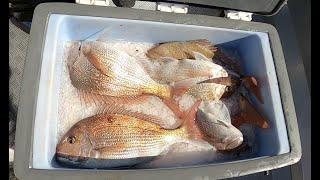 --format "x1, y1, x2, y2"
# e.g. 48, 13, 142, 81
75, 0, 109, 6
156, 2, 188, 14
225, 10, 252, 21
